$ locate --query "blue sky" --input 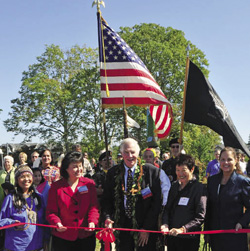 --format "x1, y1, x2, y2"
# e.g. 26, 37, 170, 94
0, 0, 250, 145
